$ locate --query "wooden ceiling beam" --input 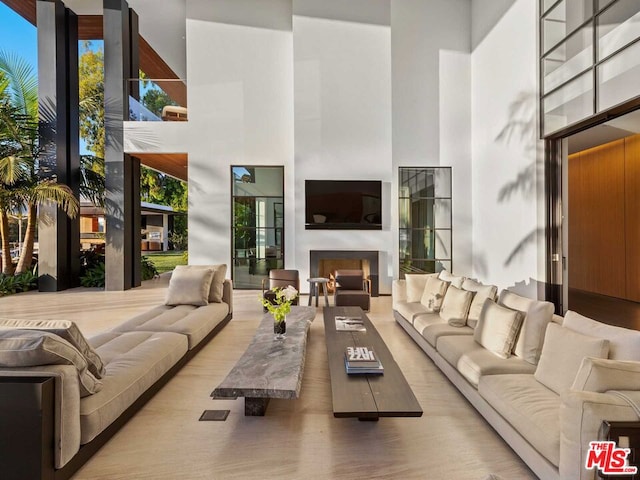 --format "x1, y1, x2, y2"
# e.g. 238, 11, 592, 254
1, 0, 187, 106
